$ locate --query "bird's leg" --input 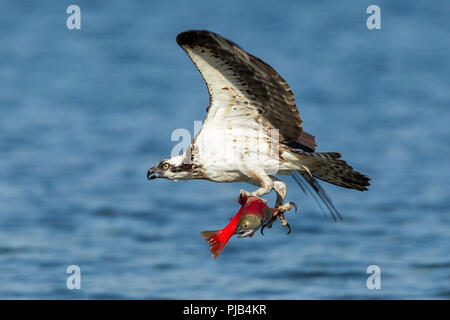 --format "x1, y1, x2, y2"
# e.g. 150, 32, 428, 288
273, 180, 287, 208
238, 168, 274, 203
237, 168, 296, 234
261, 178, 297, 234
